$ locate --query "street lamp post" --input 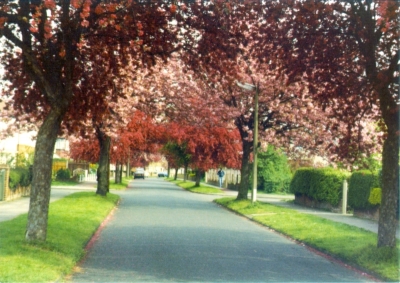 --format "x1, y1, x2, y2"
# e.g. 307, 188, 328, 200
236, 81, 259, 203
252, 85, 259, 203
